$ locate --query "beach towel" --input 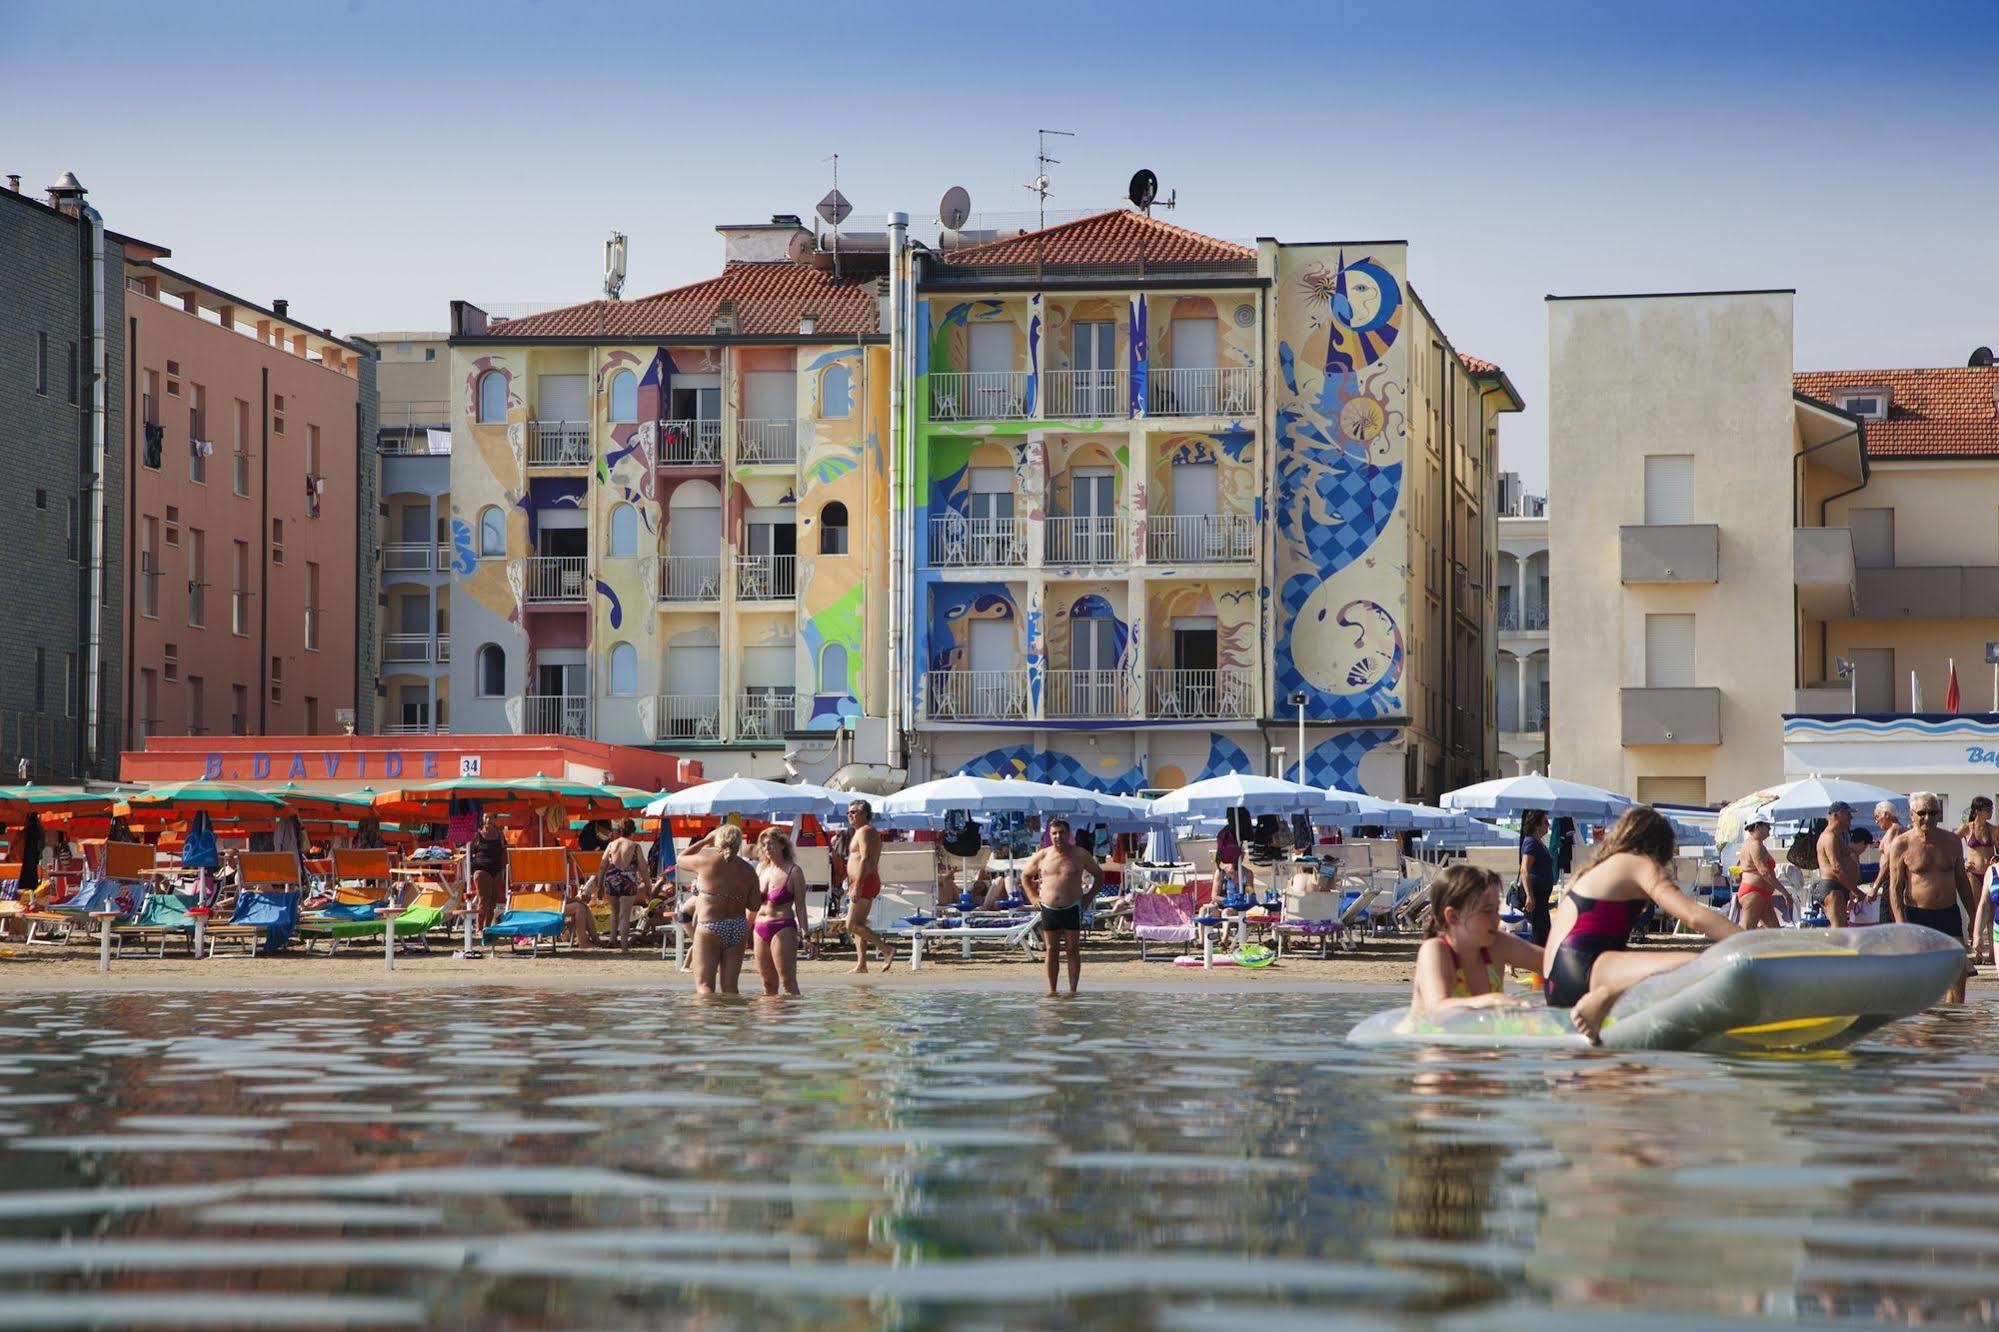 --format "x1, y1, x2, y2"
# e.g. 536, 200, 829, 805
182, 811, 220, 869
228, 891, 300, 952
